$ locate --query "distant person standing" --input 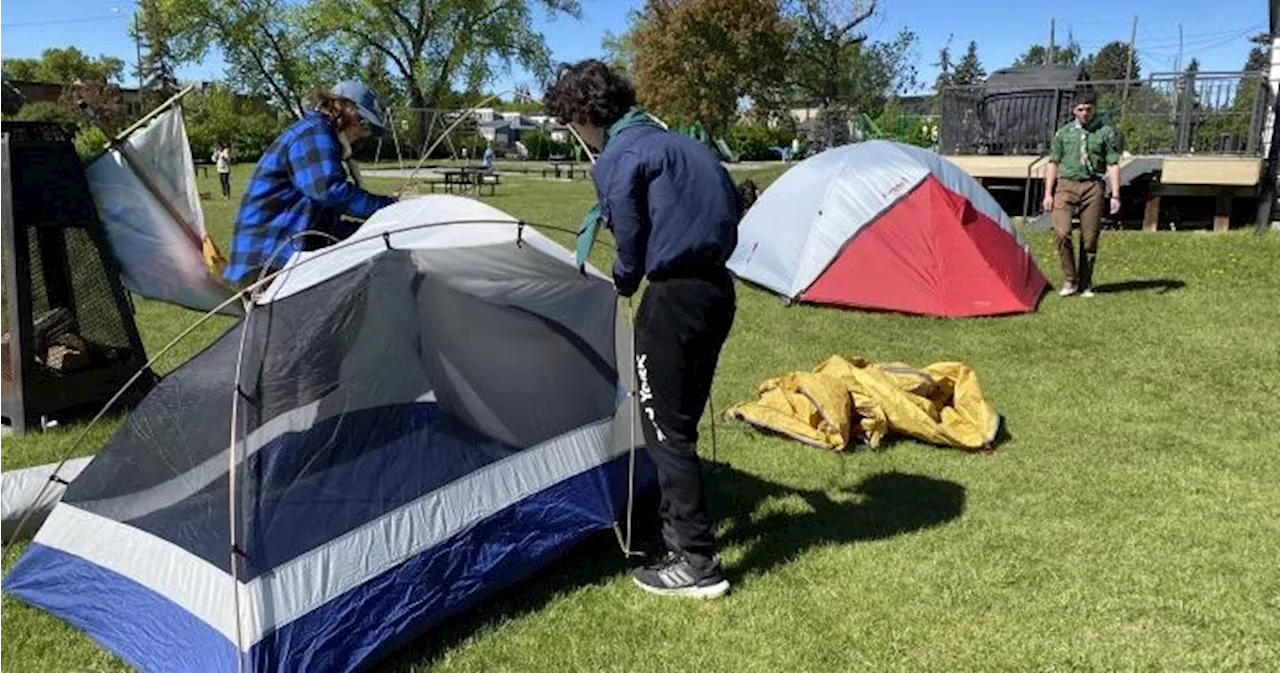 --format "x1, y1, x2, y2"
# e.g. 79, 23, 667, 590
213, 145, 232, 199
483, 143, 494, 171
1042, 89, 1121, 298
